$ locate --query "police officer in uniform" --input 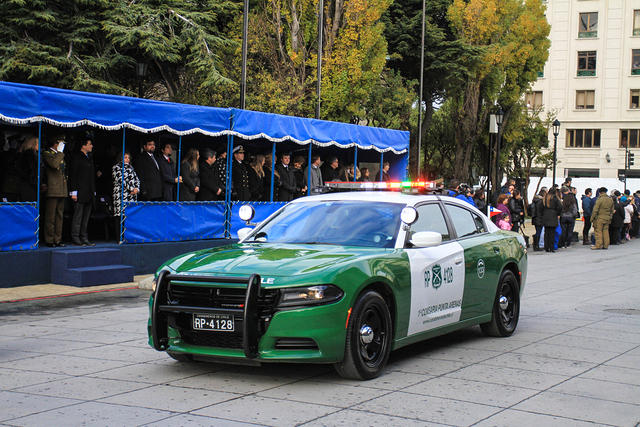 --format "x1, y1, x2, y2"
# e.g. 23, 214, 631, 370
231, 145, 250, 201
42, 136, 68, 247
